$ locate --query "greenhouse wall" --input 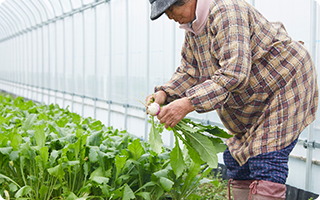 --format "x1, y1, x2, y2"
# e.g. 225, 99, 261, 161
0, 0, 319, 195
